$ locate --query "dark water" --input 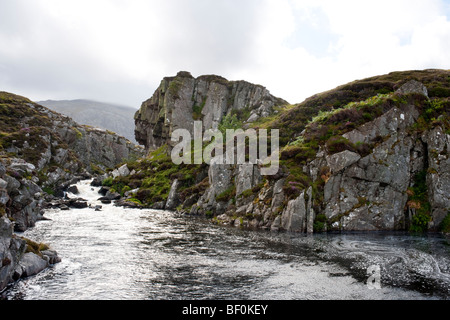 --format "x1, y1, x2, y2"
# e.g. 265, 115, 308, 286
4, 180, 450, 300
